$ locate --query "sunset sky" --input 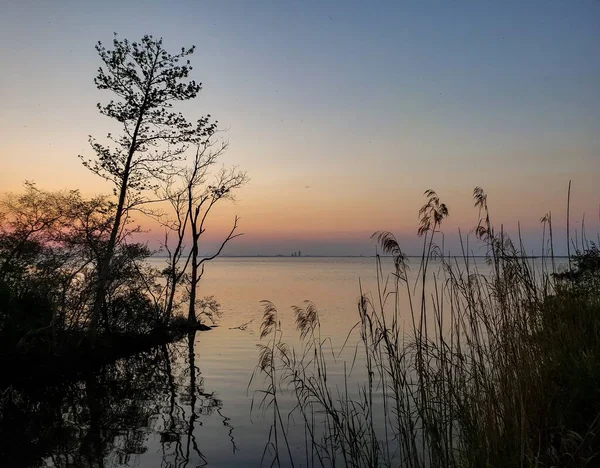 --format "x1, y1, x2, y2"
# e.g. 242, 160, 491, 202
1, 0, 599, 255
